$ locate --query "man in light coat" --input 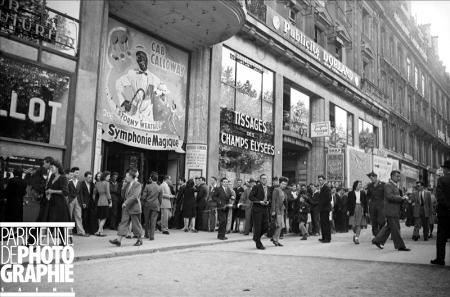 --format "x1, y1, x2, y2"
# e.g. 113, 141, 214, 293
160, 175, 175, 235
109, 169, 143, 246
